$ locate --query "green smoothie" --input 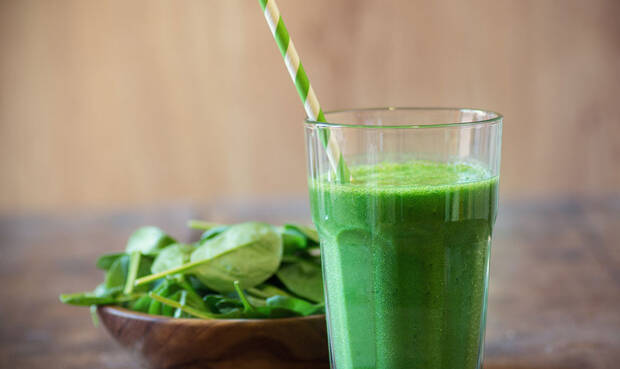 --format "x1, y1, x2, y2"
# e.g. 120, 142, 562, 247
309, 160, 498, 369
